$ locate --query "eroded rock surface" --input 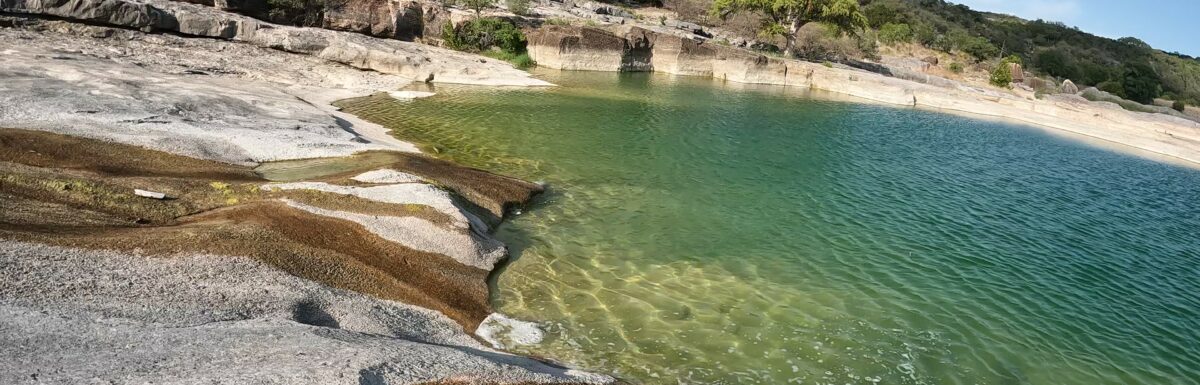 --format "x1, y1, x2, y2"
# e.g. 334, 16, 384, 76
0, 241, 611, 385
1, 0, 550, 85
